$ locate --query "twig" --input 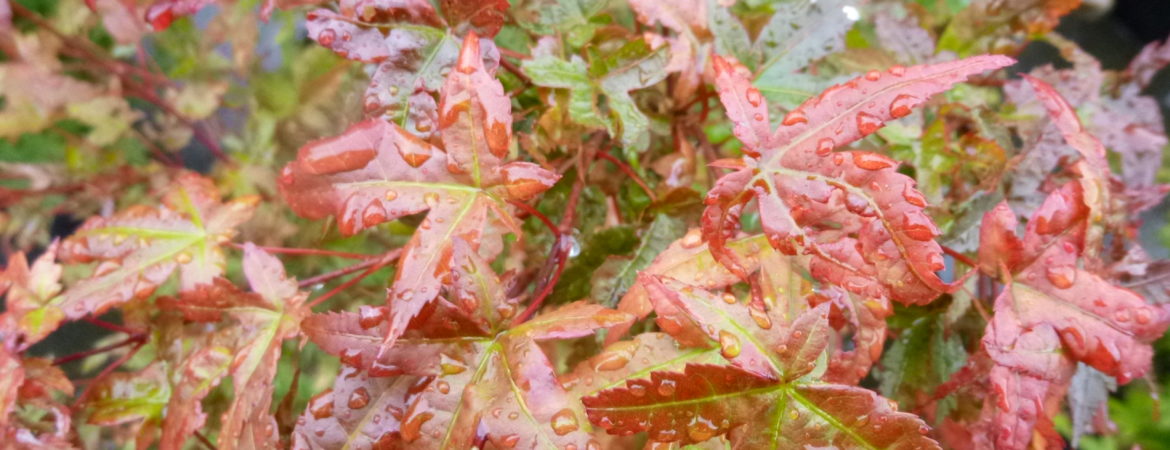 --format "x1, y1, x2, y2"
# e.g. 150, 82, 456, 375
194, 431, 217, 450
941, 245, 979, 269
498, 56, 532, 85
306, 250, 401, 309
53, 333, 145, 366
70, 339, 146, 408
83, 317, 142, 336
513, 180, 583, 325
230, 242, 375, 260
508, 200, 558, 235
498, 47, 531, 61
596, 151, 658, 202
